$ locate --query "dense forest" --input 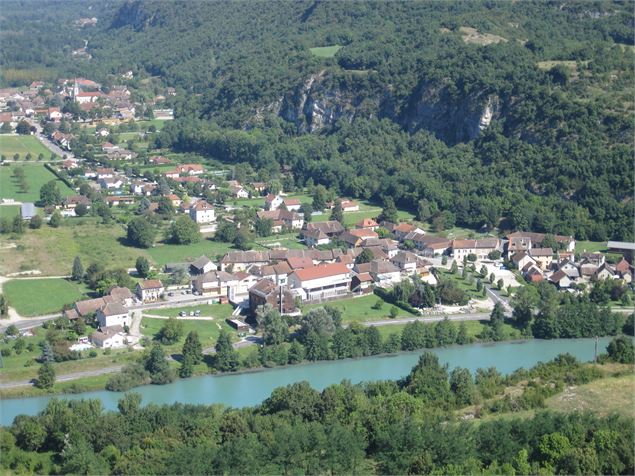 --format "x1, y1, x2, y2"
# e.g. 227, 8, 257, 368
1, 0, 633, 240
2, 349, 634, 475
